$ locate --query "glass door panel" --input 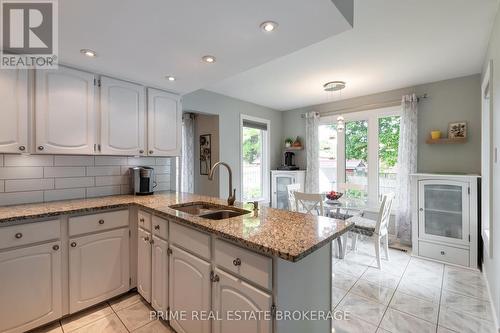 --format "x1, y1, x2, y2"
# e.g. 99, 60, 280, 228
276, 176, 293, 210
345, 120, 368, 203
